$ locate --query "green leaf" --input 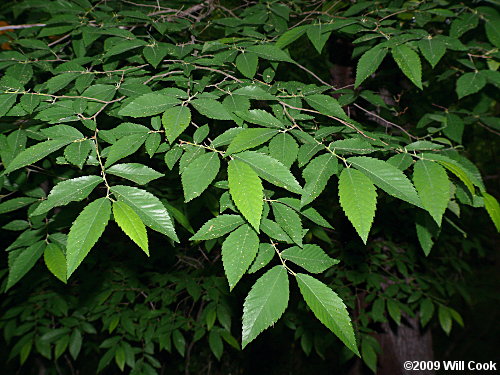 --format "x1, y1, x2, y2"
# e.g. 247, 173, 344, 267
0, 197, 37, 215
234, 109, 284, 128
104, 133, 148, 167
348, 156, 421, 207
5, 139, 72, 174
281, 244, 338, 273
226, 128, 278, 155
64, 140, 92, 169
145, 132, 161, 157
391, 44, 422, 89
355, 45, 388, 88
246, 44, 293, 62
261, 219, 293, 243
32, 176, 103, 216
275, 25, 308, 49
110, 185, 178, 241
421, 153, 482, 193
456, 72, 486, 99
338, 168, 377, 244
482, 192, 500, 232
305, 94, 347, 120
6, 241, 46, 290
301, 153, 338, 206
413, 160, 450, 226
415, 211, 439, 256
236, 52, 258, 78
420, 299, 434, 327
162, 105, 192, 143
418, 37, 446, 68
46, 72, 79, 94
443, 113, 464, 143
113, 201, 149, 255
307, 24, 332, 54
222, 224, 259, 290
234, 151, 302, 194
387, 300, 401, 325
208, 330, 223, 360
69, 329, 82, 360
361, 337, 378, 373
103, 39, 146, 58
485, 21, 500, 48
248, 243, 275, 274
118, 93, 179, 117
66, 198, 111, 277
438, 305, 452, 335
228, 159, 263, 231
106, 163, 163, 185
272, 202, 303, 247
44, 243, 67, 283
41, 125, 83, 140
277, 197, 333, 229
268, 132, 299, 168
242, 266, 289, 348
191, 99, 232, 120
190, 215, 244, 240
296, 273, 359, 356
143, 43, 171, 67
450, 13, 479, 38
182, 152, 220, 202
0, 93, 17, 117
329, 138, 375, 155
